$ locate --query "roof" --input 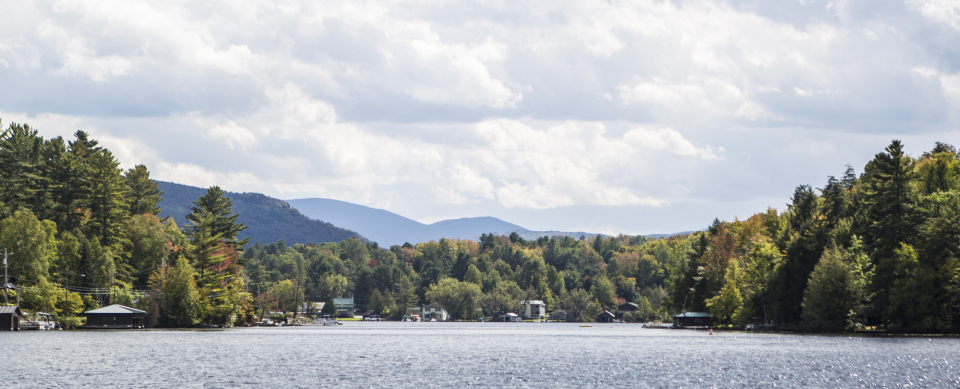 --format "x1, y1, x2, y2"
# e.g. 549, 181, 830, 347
619, 303, 639, 309
598, 310, 616, 317
502, 312, 519, 317
84, 304, 147, 314
521, 300, 545, 305
333, 298, 354, 305
0, 305, 22, 315
673, 312, 711, 318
